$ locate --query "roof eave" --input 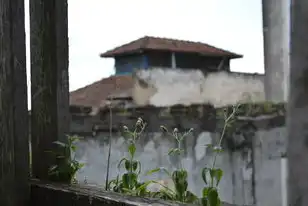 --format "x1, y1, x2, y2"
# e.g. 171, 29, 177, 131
99, 53, 113, 58
99, 50, 243, 59
99, 49, 144, 58
229, 54, 243, 59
